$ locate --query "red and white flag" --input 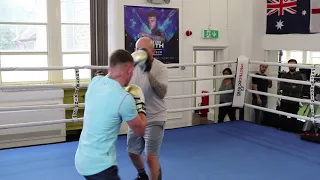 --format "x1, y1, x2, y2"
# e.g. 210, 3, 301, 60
310, 0, 320, 33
